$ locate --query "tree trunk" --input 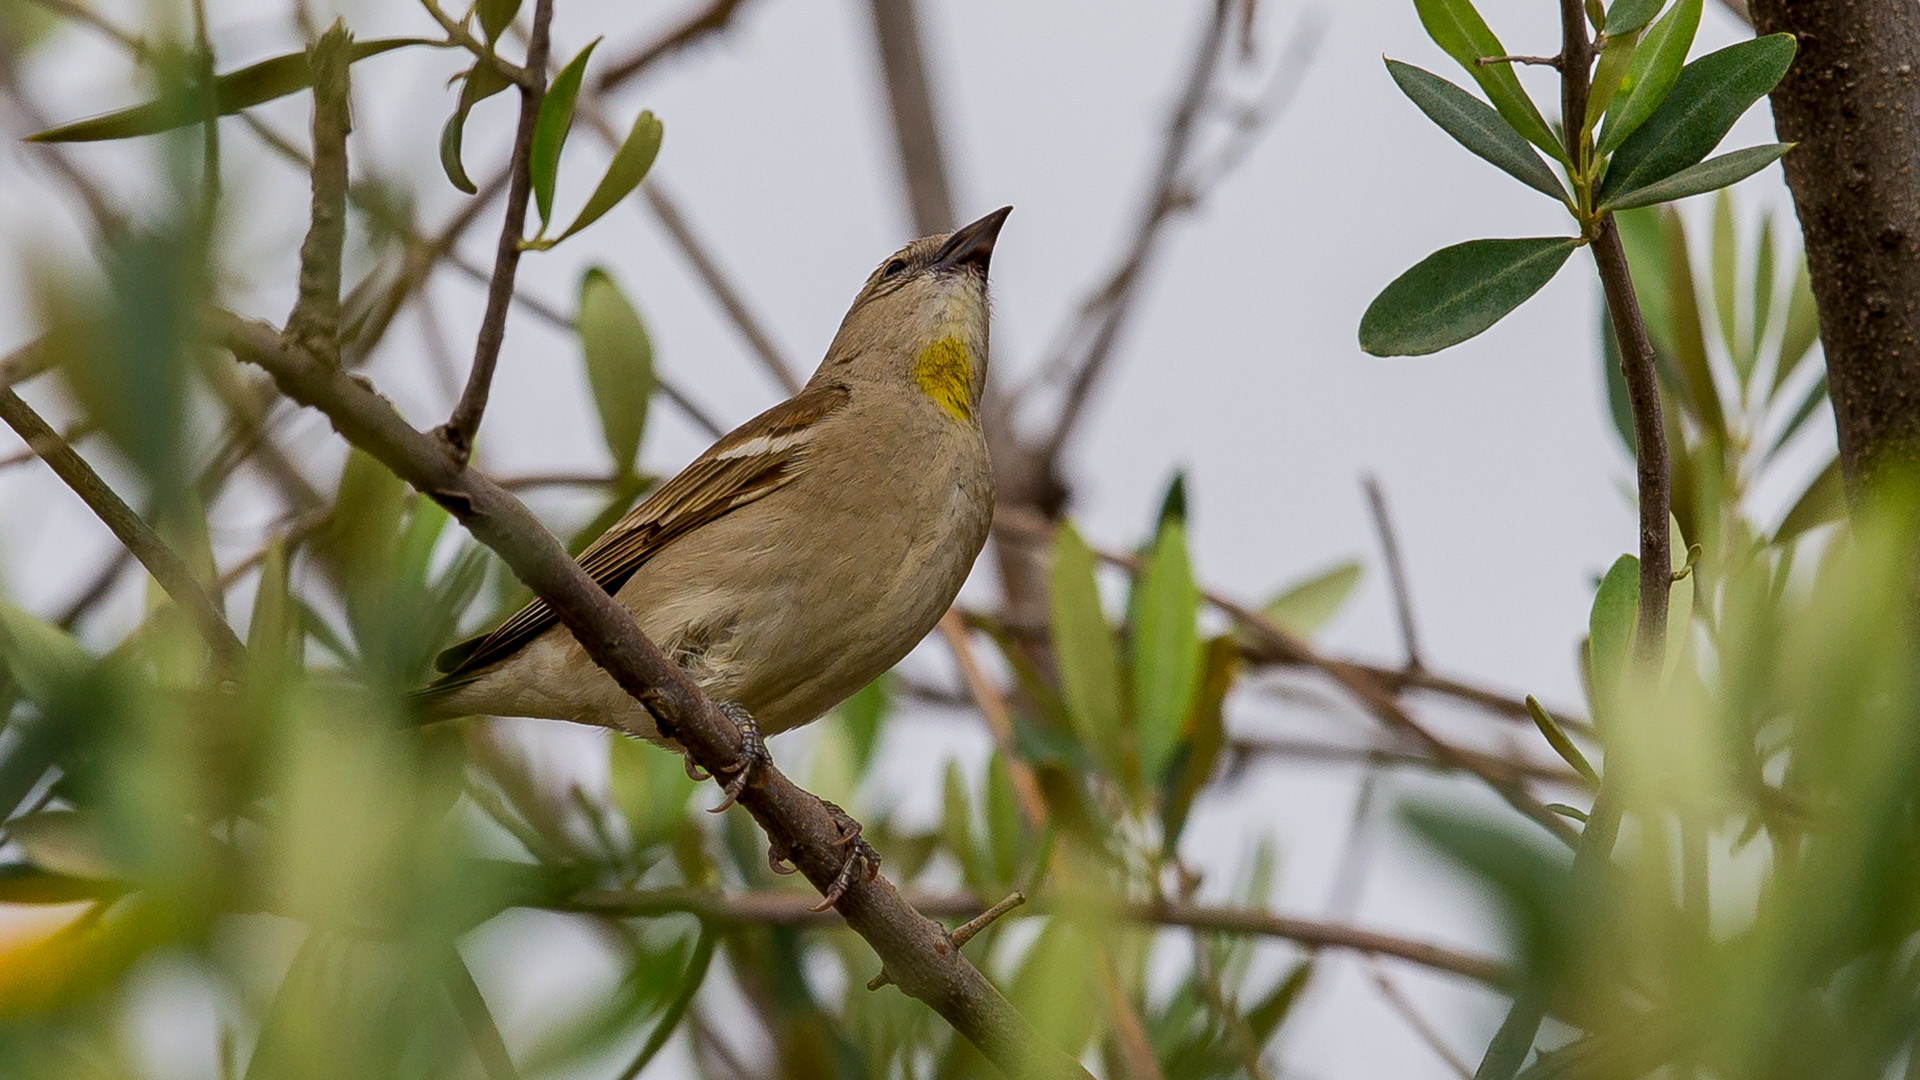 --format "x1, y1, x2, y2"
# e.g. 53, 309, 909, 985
1749, 0, 1920, 493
